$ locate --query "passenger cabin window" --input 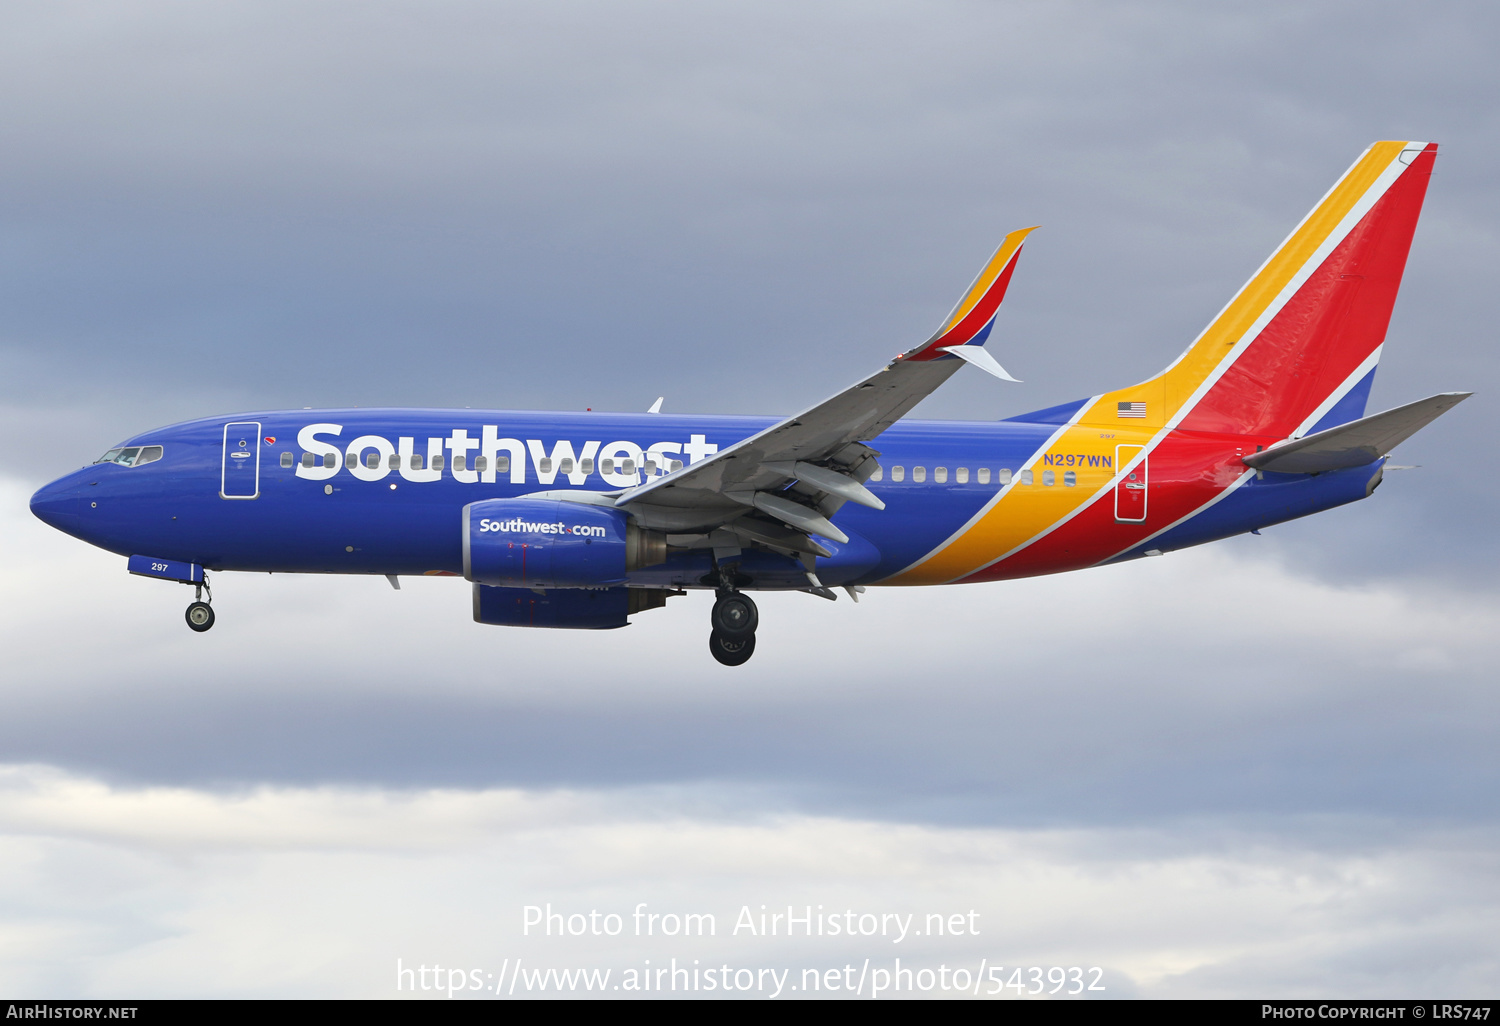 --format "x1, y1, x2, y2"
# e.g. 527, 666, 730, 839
891, 466, 905, 482
431, 454, 445, 471
670, 460, 683, 472
869, 466, 883, 482
454, 454, 467, 472
559, 458, 574, 474
581, 457, 595, 474
1064, 470, 1077, 487
281, 452, 293, 468
410, 454, 423, 470
345, 452, 358, 470
323, 453, 336, 470
538, 457, 553, 474
912, 466, 926, 483
474, 456, 487, 472
998, 469, 1012, 485
1019, 469, 1032, 485
1043, 470, 1055, 486
302, 452, 315, 468
956, 467, 968, 484
622, 459, 636, 474
600, 458, 615, 474
365, 452, 381, 469
388, 454, 401, 469
977, 468, 990, 484
495, 456, 509, 473
934, 467, 948, 483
